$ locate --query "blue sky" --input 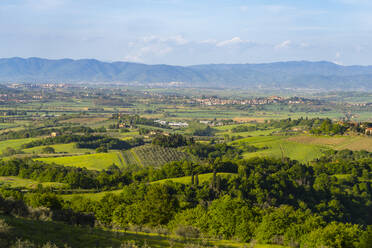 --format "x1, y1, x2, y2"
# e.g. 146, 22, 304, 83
1, 0, 372, 65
